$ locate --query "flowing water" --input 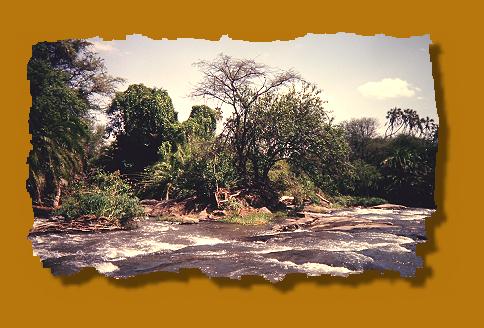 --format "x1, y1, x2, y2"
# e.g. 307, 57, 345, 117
29, 207, 434, 282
